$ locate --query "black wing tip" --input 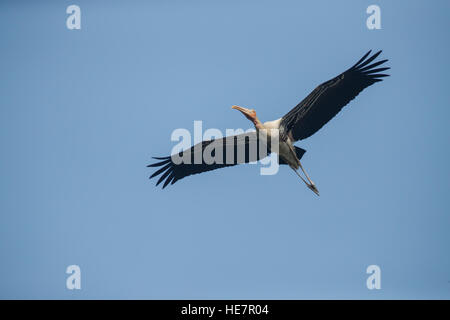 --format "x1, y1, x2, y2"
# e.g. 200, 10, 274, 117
353, 50, 386, 68
352, 50, 390, 79
351, 50, 372, 68
148, 156, 178, 188
147, 160, 171, 168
